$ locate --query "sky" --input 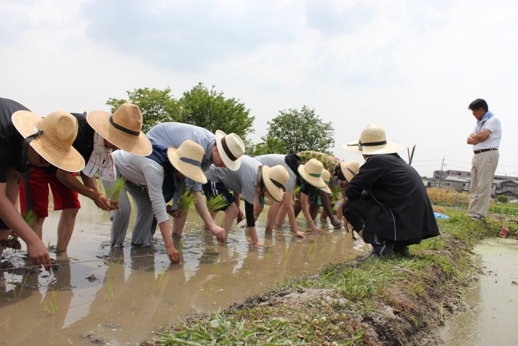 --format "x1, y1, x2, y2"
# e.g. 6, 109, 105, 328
1, 0, 517, 178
